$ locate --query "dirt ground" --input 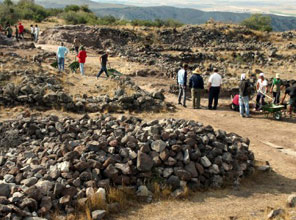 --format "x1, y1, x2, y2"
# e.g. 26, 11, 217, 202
1, 44, 296, 220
